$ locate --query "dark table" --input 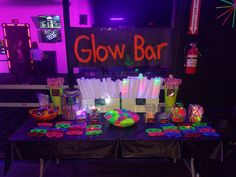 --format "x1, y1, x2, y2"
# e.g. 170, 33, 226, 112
4, 115, 223, 177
